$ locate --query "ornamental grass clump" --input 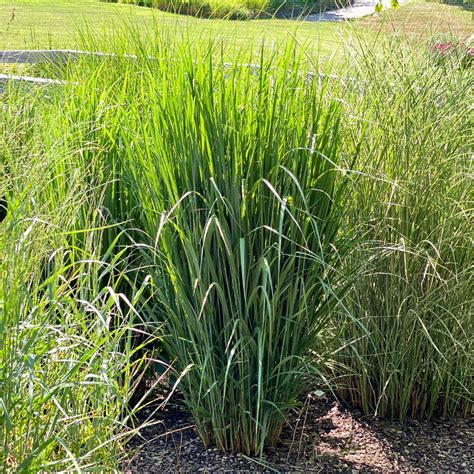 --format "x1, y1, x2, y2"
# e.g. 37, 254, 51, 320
0, 86, 153, 470
144, 52, 356, 455
330, 37, 473, 421
54, 35, 362, 455
126, 43, 359, 456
